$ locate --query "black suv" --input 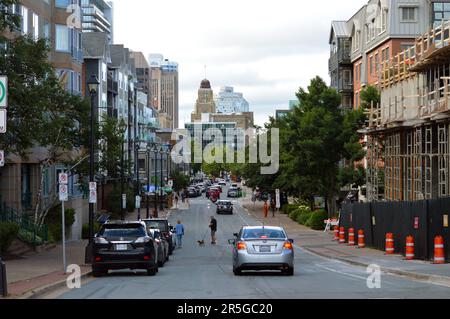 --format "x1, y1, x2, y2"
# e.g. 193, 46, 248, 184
216, 200, 233, 215
92, 221, 158, 277
142, 218, 175, 255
